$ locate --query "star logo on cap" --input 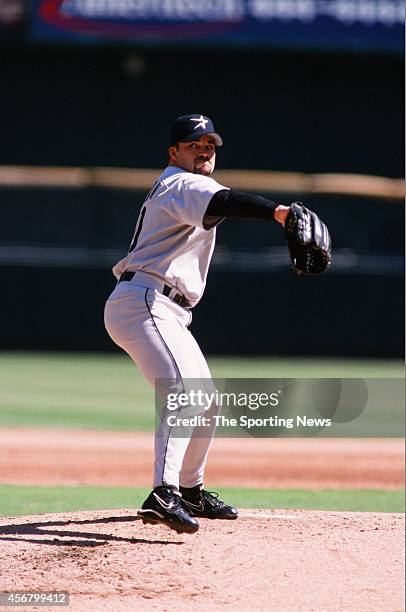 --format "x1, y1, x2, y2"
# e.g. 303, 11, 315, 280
190, 115, 208, 130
